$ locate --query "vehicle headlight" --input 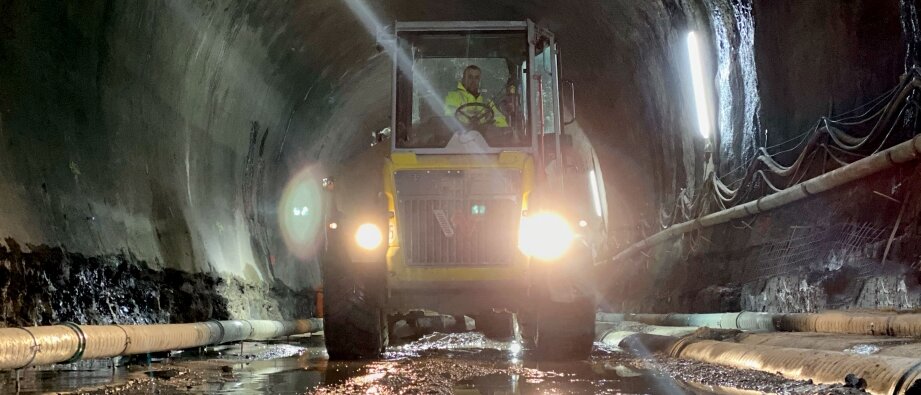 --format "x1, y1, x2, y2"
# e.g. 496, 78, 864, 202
355, 223, 383, 250
517, 212, 574, 261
